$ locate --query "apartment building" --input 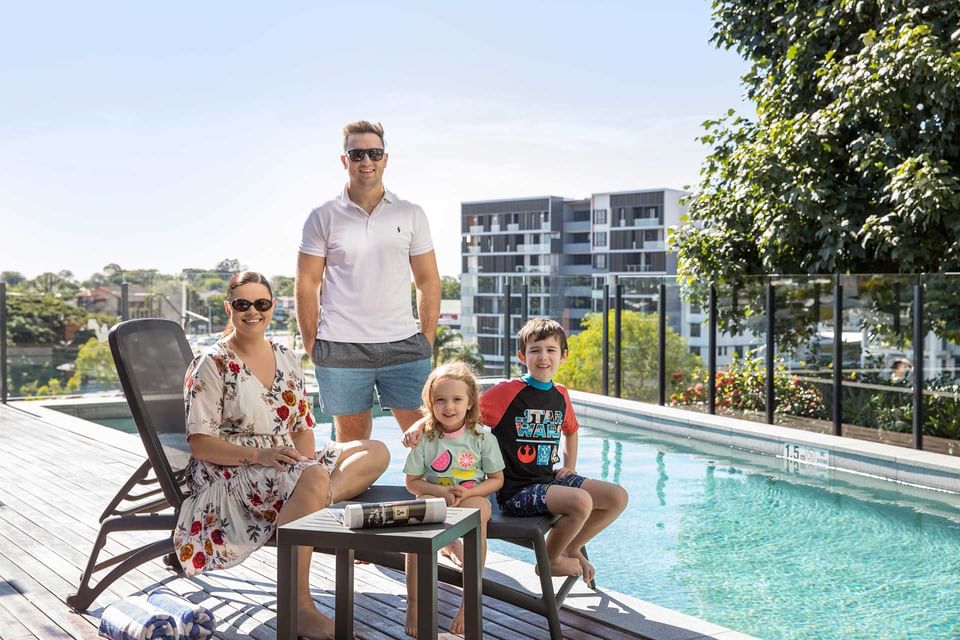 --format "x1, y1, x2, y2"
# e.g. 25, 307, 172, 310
459, 189, 749, 375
